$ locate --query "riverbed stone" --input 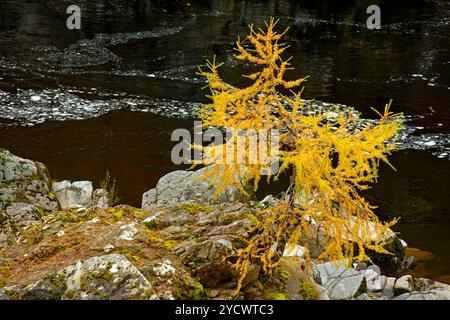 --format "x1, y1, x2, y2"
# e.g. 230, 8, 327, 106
52, 180, 93, 209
